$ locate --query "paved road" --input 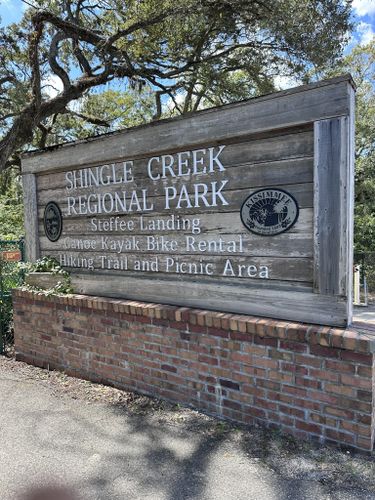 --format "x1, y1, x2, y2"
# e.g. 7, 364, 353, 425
0, 370, 373, 500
